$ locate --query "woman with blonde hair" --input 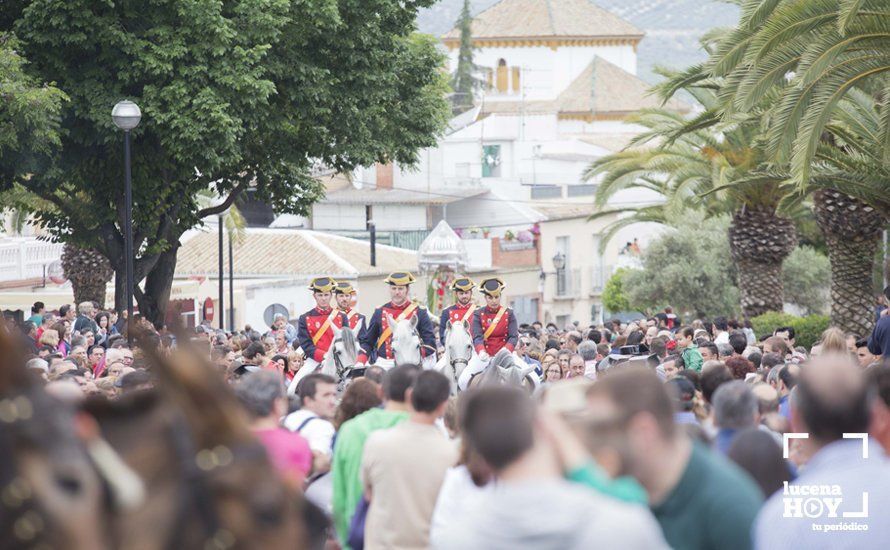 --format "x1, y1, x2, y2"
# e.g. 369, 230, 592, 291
541, 355, 563, 384
818, 327, 848, 355
39, 328, 60, 349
